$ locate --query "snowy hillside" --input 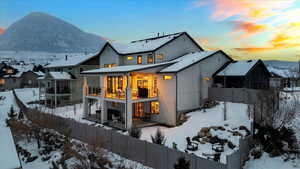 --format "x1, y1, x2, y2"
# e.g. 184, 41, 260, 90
0, 12, 105, 53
